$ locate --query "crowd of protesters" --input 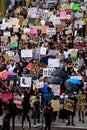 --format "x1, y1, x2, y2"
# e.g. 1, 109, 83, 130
0, 0, 87, 130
